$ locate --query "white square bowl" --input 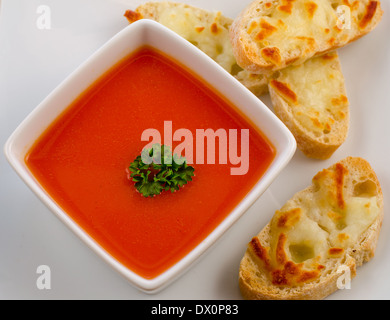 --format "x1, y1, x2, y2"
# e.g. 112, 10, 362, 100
4, 19, 296, 293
